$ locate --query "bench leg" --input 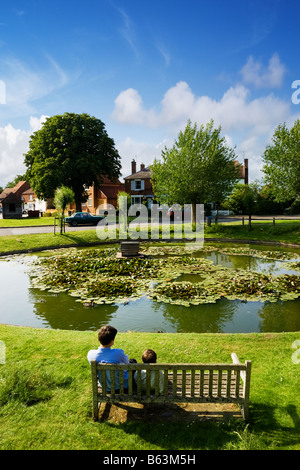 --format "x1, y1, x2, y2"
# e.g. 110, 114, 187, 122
92, 401, 100, 421
241, 403, 249, 422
